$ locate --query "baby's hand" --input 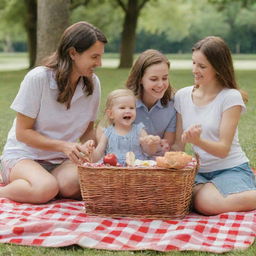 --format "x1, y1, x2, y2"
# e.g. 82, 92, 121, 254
140, 135, 161, 155
80, 140, 95, 162
141, 135, 160, 146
